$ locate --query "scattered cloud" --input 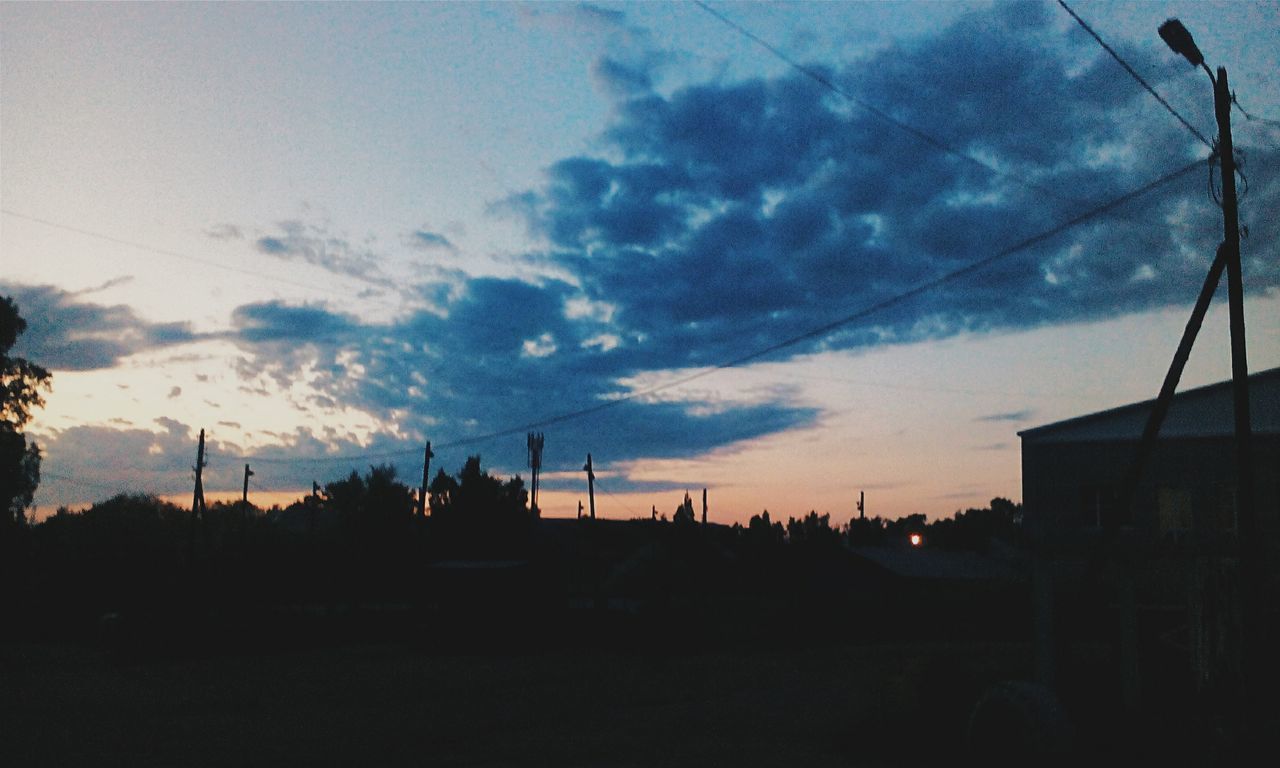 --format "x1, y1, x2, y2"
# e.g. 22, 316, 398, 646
205, 223, 244, 241
249, 220, 397, 287
974, 411, 1034, 423
1, 282, 203, 371
409, 229, 456, 252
